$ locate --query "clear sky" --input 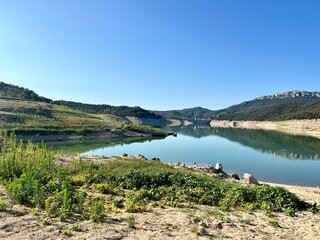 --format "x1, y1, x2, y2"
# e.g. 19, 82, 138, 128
0, 0, 319, 110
